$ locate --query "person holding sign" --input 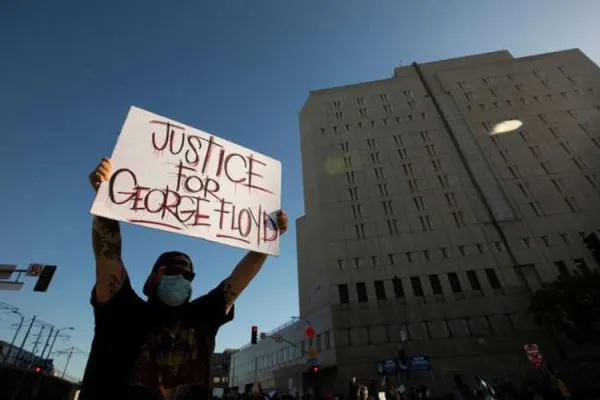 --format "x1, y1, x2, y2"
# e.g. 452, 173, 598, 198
80, 158, 288, 400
